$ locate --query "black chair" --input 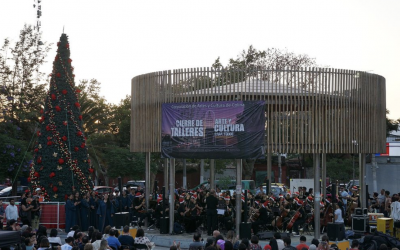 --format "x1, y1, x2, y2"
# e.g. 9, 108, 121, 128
133, 243, 148, 250
110, 246, 117, 250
